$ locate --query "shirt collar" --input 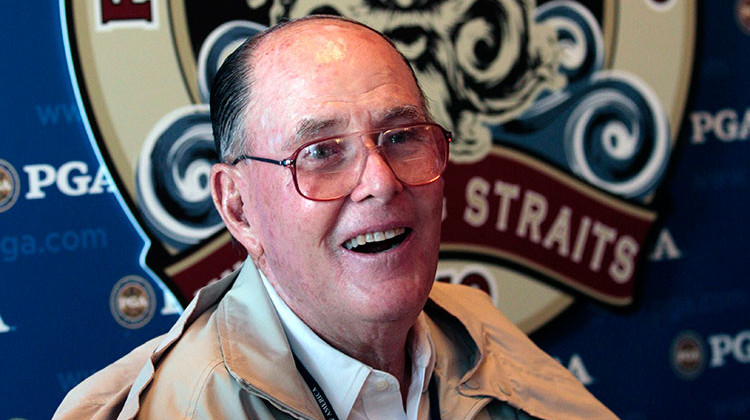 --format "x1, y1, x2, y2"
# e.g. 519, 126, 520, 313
260, 271, 435, 419
408, 314, 436, 396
